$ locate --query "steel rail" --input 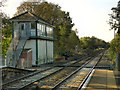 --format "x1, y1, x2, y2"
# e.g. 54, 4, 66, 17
19, 55, 92, 90
51, 51, 105, 90
2, 67, 53, 86
77, 51, 104, 90
2, 54, 88, 87
3, 54, 90, 89
18, 67, 64, 90
2, 50, 103, 89
50, 55, 99, 90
